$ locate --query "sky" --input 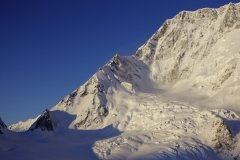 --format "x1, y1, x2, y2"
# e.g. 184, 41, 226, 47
1, 0, 239, 126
